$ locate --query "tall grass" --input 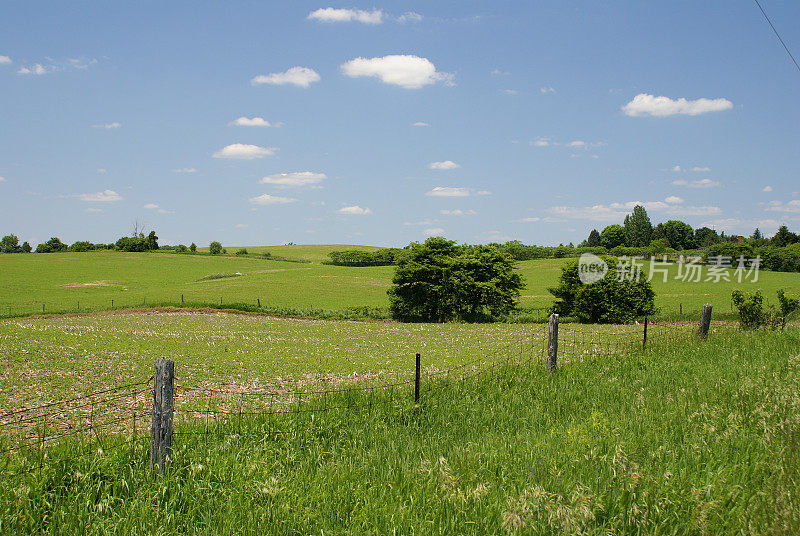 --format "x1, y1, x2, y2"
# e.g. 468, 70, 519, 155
1, 329, 798, 534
